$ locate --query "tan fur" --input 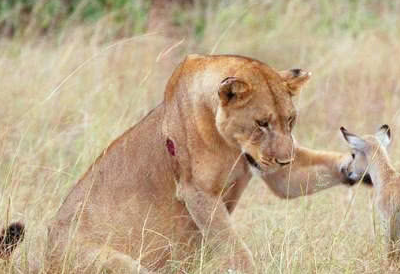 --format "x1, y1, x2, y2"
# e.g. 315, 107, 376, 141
5, 55, 355, 273
341, 126, 400, 261
262, 146, 352, 199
